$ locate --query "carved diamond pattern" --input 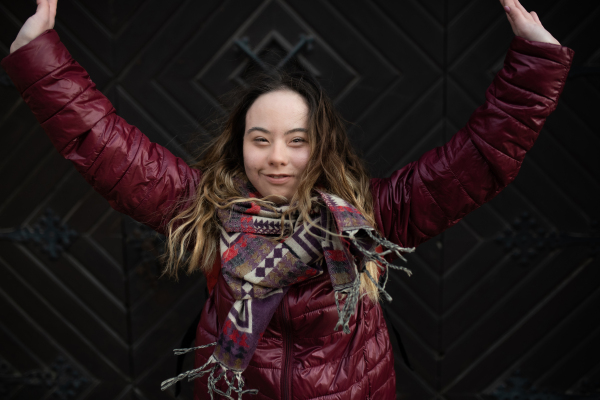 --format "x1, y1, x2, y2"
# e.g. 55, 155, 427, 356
0, 0, 598, 399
